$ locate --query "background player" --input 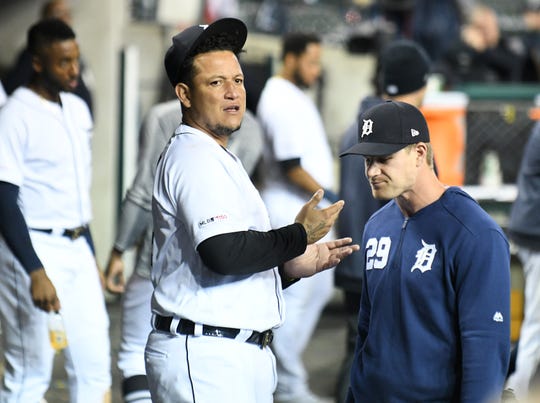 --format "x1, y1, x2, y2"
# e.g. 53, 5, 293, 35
505, 107, 540, 399
256, 32, 337, 403
1, 0, 94, 115
0, 18, 110, 402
